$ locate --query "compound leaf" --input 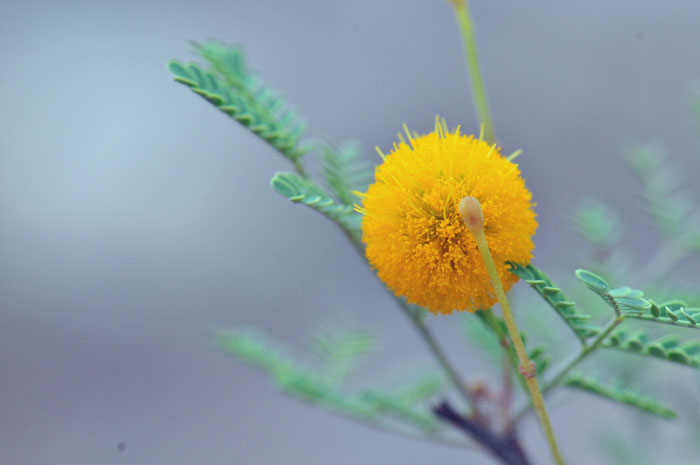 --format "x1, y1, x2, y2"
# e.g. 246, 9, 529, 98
509, 263, 596, 341
564, 372, 677, 419
169, 42, 310, 162
271, 172, 361, 232
320, 141, 372, 206
307, 324, 378, 384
